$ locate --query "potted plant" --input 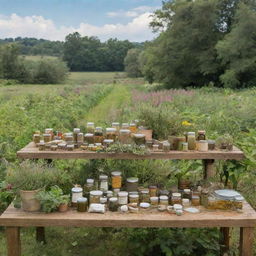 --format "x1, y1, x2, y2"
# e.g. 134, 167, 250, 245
216, 134, 233, 151
36, 185, 70, 213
